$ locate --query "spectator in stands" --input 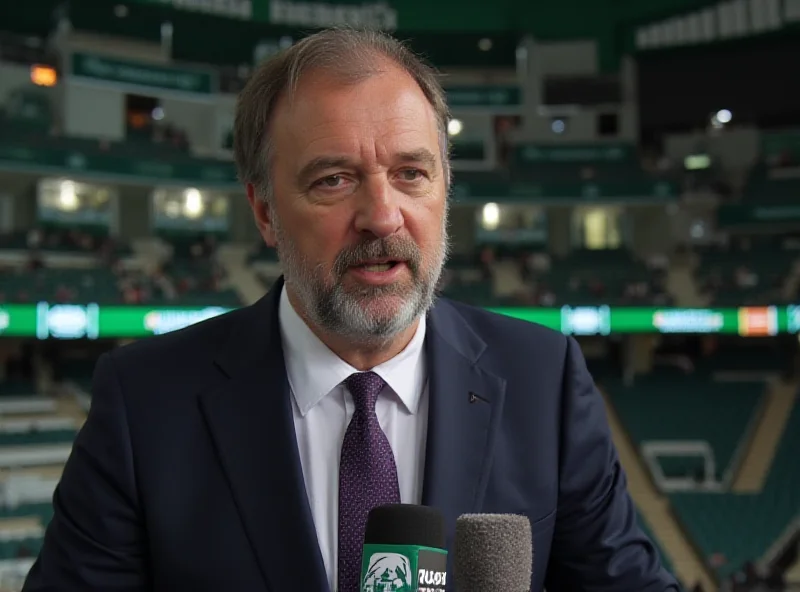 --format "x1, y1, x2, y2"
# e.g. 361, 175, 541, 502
520, 250, 549, 280
589, 278, 606, 297
735, 266, 759, 289
54, 284, 74, 303
25, 228, 42, 250
537, 283, 557, 306
479, 245, 495, 280
27, 252, 43, 272
203, 233, 217, 255
15, 545, 32, 559
190, 241, 204, 259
